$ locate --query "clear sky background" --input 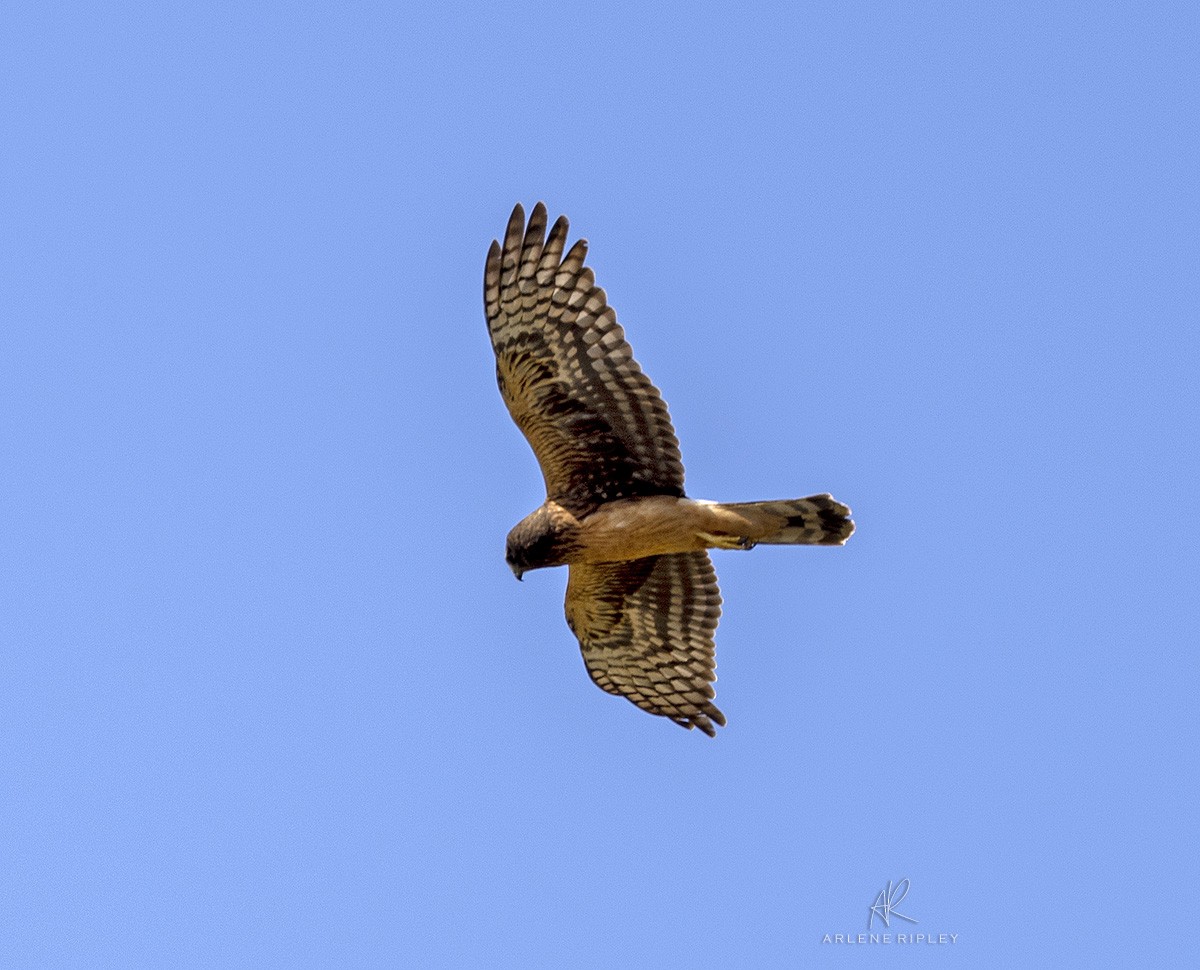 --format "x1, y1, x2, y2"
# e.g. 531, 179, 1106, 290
3, 2, 1196, 967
